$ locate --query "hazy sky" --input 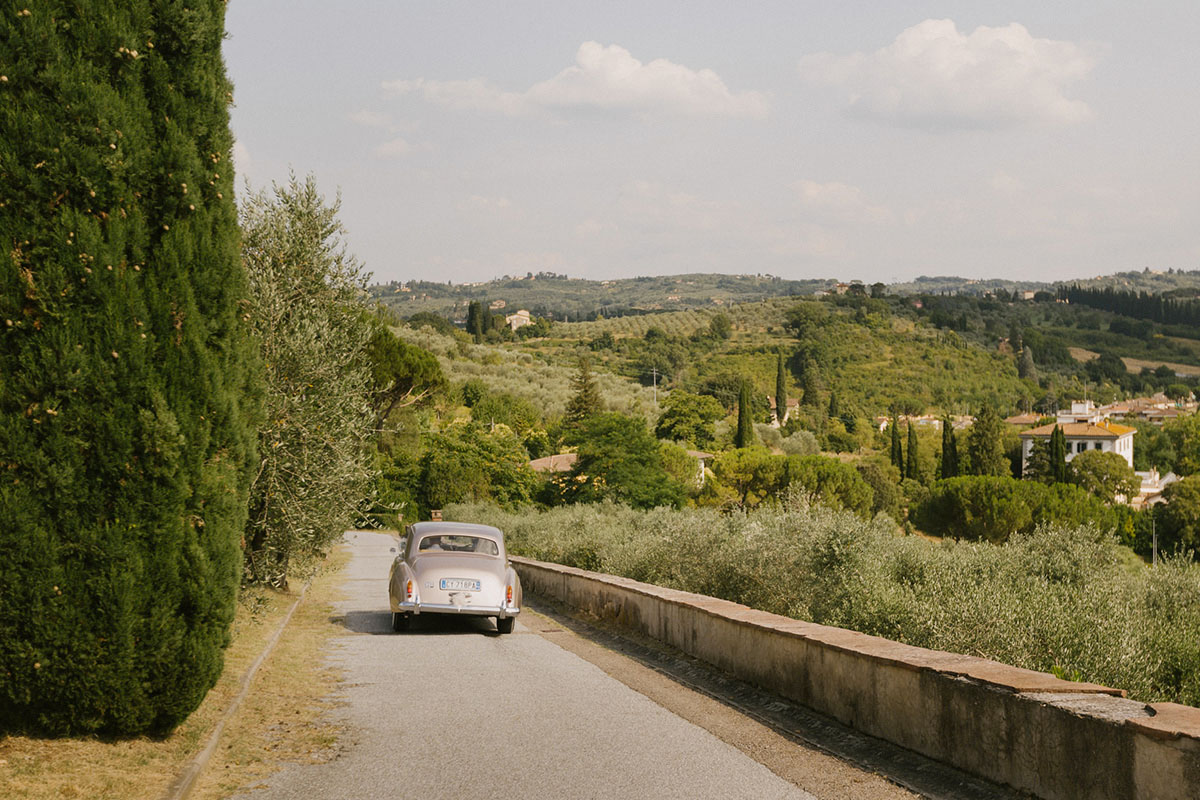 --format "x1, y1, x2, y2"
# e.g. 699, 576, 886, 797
224, 2, 1199, 286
